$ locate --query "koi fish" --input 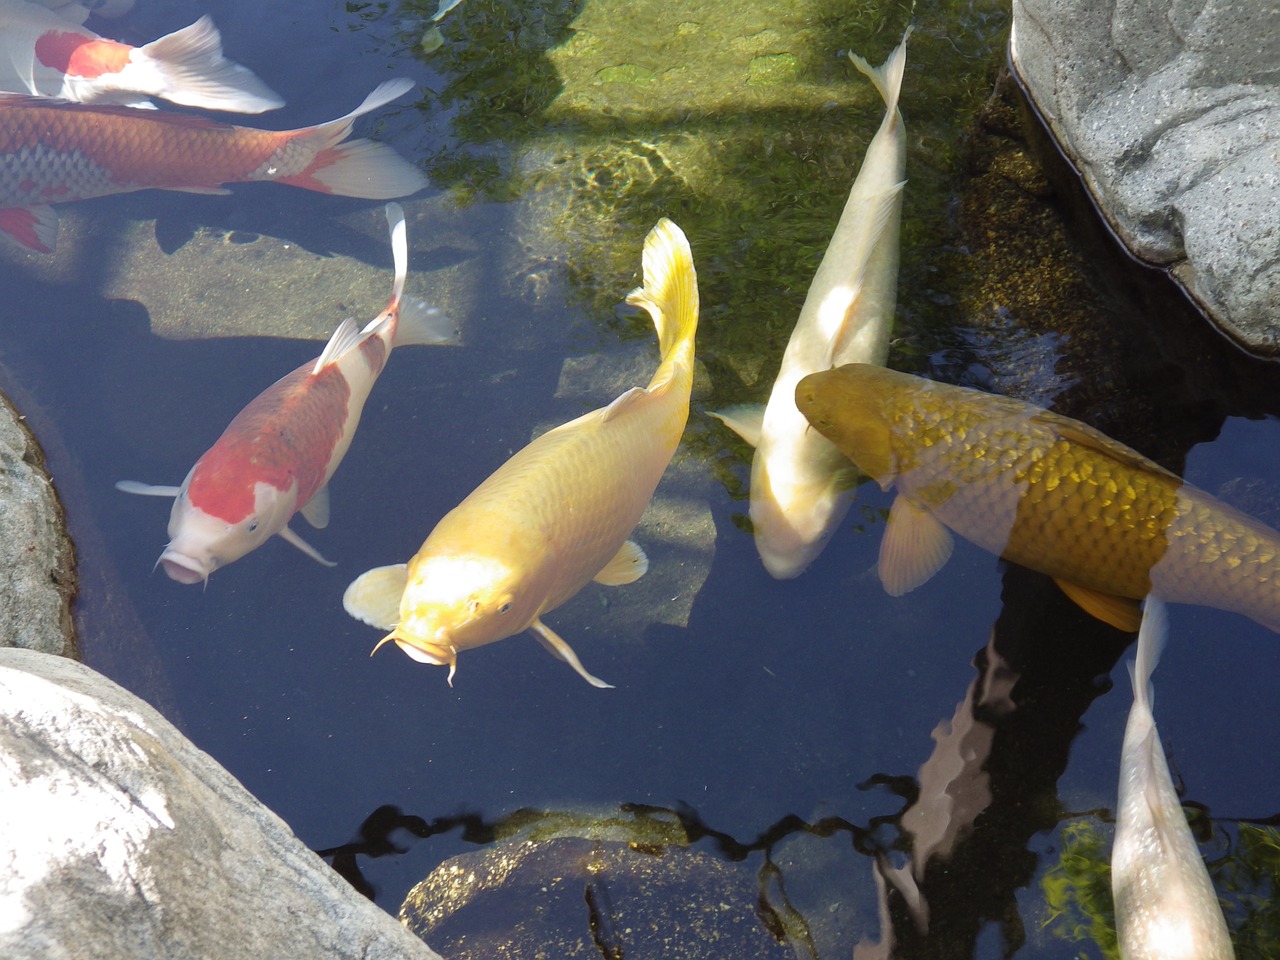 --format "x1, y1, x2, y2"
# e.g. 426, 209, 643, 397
343, 218, 699, 687
0, 77, 423, 253
115, 202, 455, 586
711, 31, 908, 579
795, 363, 1280, 633
1112, 596, 1235, 960
0, 3, 282, 112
